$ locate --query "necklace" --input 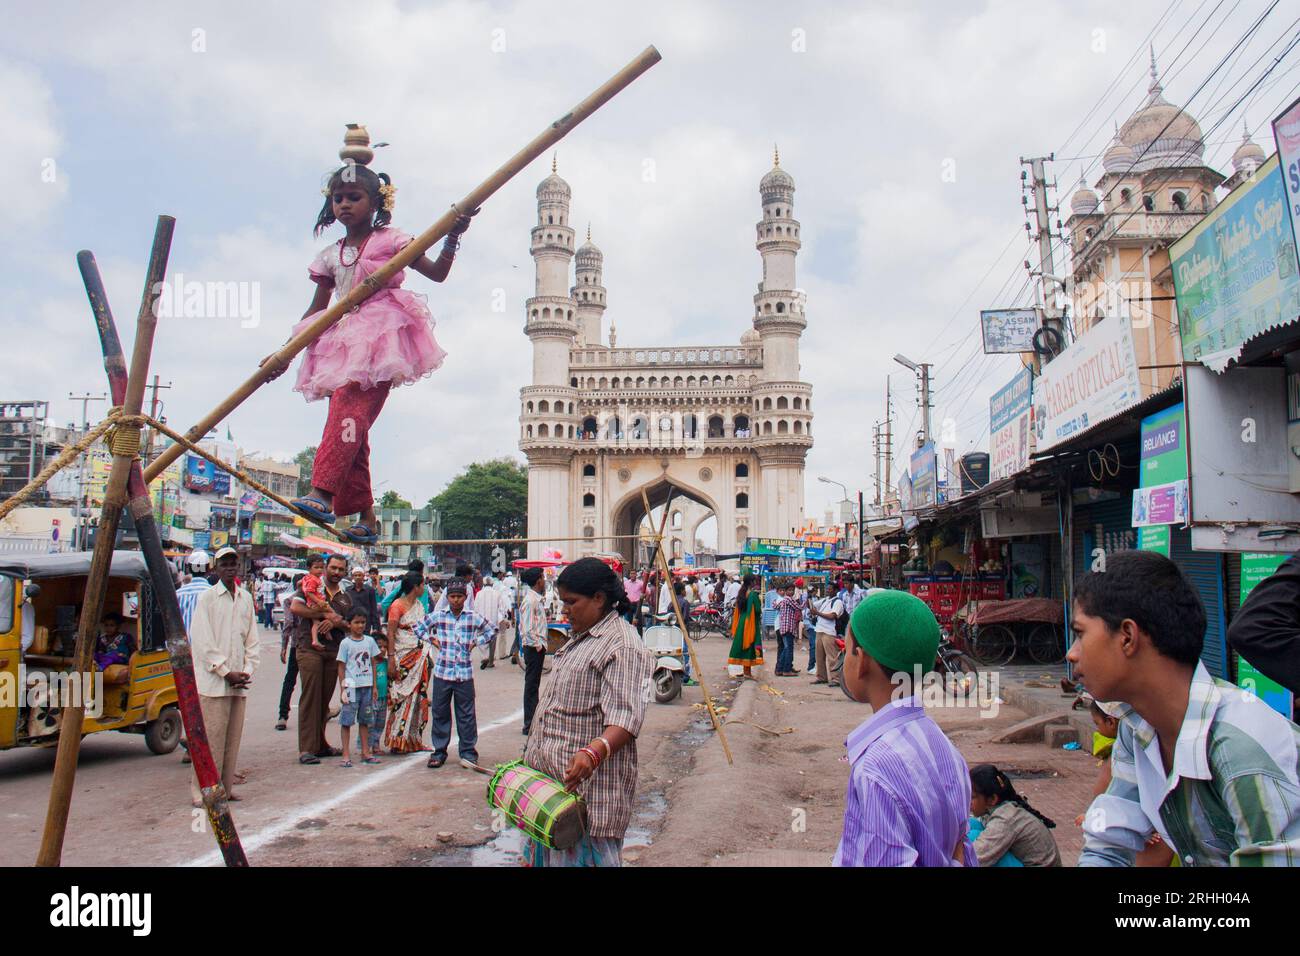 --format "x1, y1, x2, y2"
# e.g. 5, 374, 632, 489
339, 232, 371, 268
